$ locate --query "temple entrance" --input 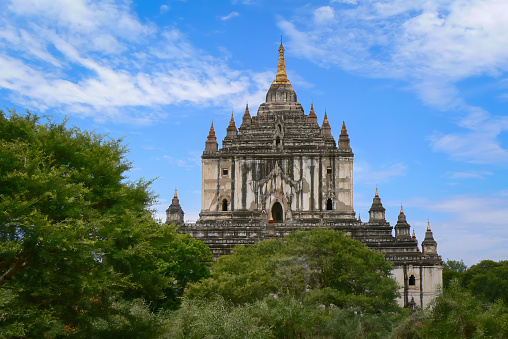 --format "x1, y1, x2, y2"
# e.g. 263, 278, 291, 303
272, 202, 283, 223
326, 198, 333, 210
